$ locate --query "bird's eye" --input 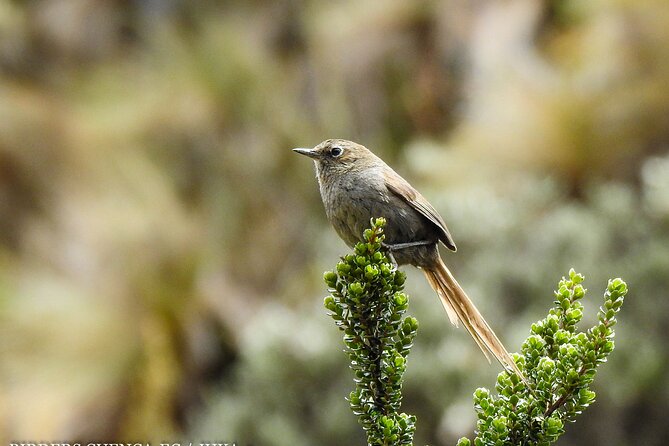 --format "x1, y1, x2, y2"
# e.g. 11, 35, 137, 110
330, 147, 344, 157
